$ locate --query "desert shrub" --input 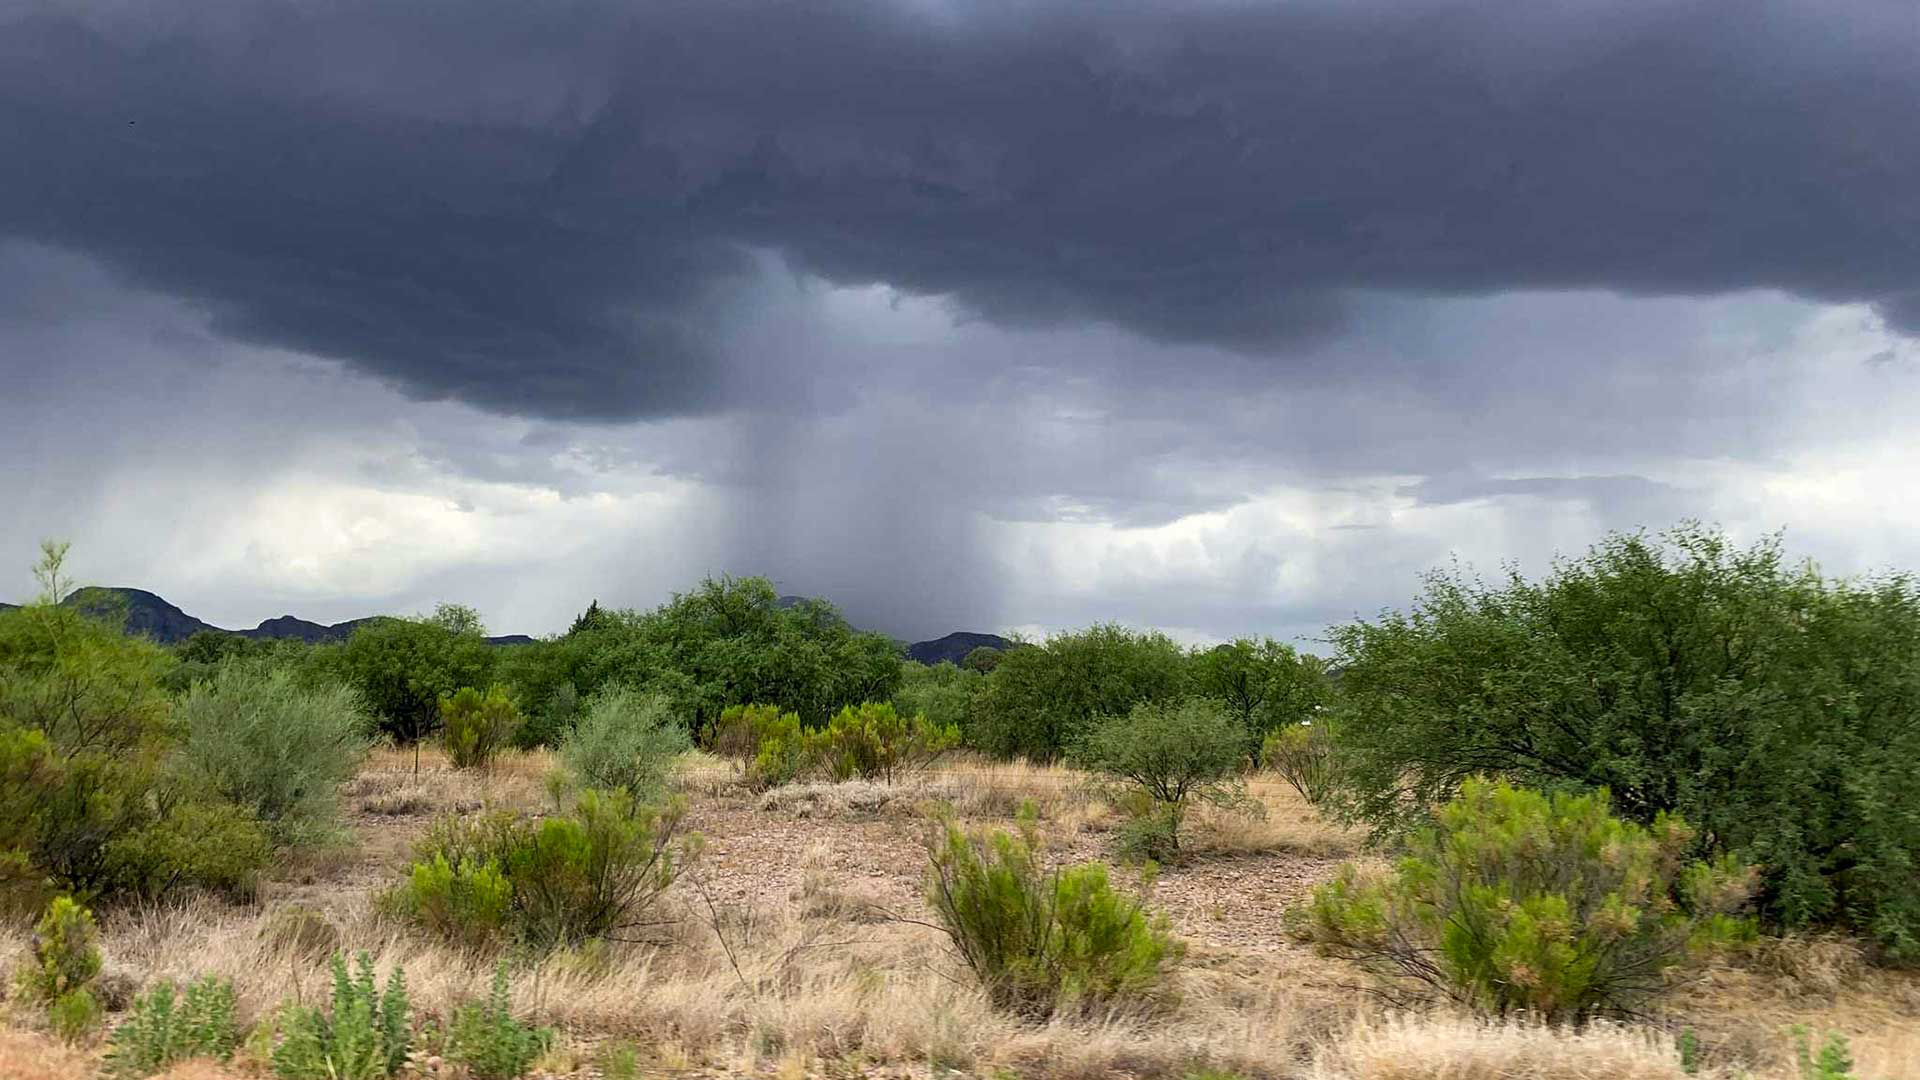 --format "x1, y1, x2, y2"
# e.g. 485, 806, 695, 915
1295, 778, 1753, 1023
925, 819, 1183, 1018
1324, 525, 1920, 959
445, 961, 552, 1079
748, 709, 810, 789
1262, 721, 1339, 805
392, 854, 512, 952
16, 895, 101, 1004
272, 952, 411, 1080
710, 703, 791, 768
440, 686, 519, 770
387, 789, 691, 949
106, 798, 272, 901
1071, 697, 1252, 861
176, 664, 372, 845
48, 986, 100, 1044
968, 623, 1190, 760
560, 687, 688, 798
1115, 805, 1183, 864
104, 976, 239, 1077
814, 701, 960, 784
